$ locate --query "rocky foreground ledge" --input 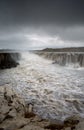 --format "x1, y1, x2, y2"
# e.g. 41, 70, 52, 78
0, 85, 84, 130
